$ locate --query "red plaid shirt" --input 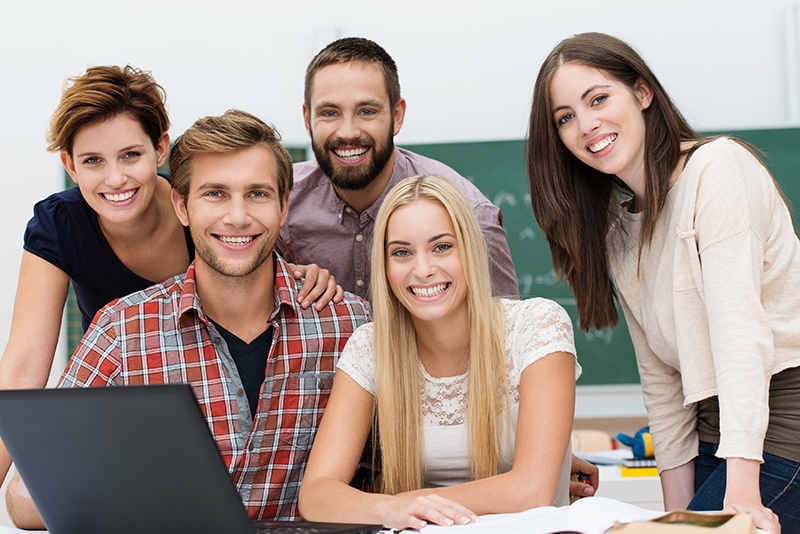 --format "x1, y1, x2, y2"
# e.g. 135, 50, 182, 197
59, 254, 370, 520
